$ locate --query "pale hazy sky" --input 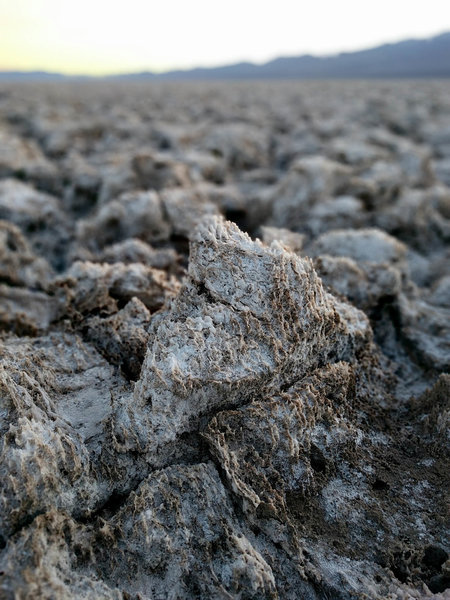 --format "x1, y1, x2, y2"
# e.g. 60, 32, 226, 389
1, 0, 449, 75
